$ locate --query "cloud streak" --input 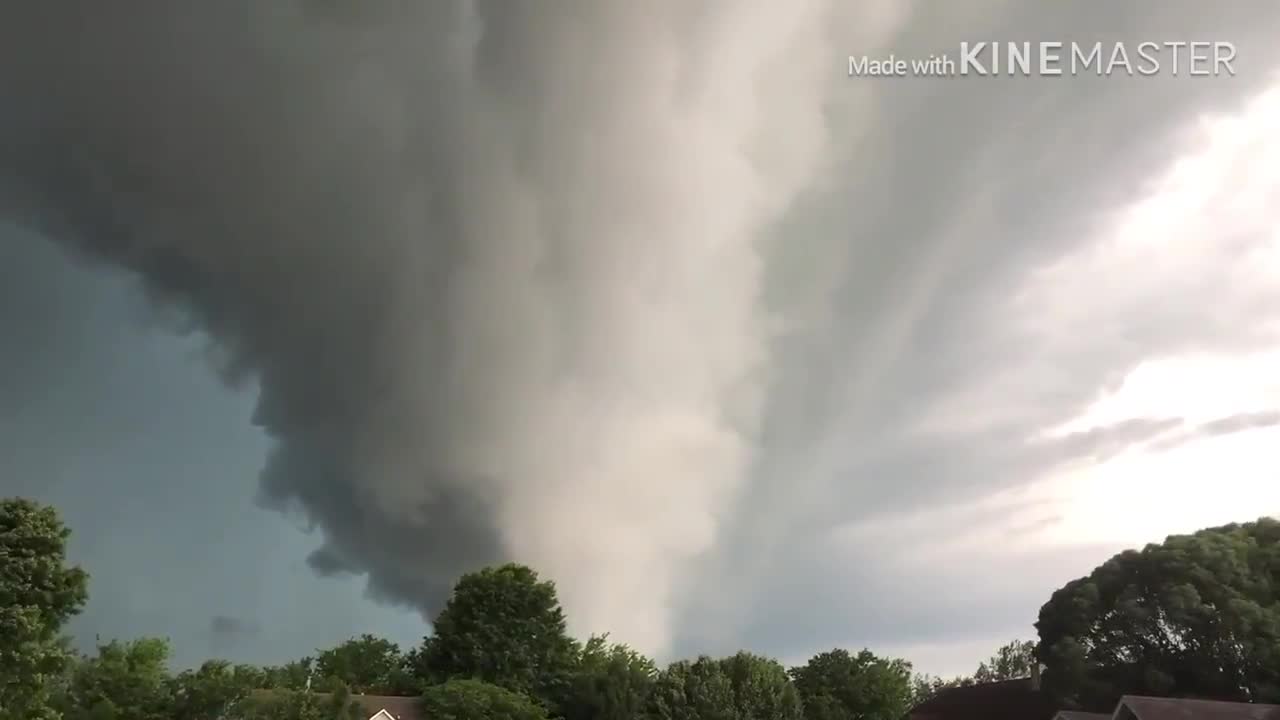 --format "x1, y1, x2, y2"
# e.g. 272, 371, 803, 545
672, 2, 1280, 664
